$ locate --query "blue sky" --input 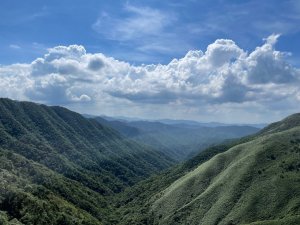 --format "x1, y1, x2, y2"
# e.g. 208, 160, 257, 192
1, 0, 300, 65
0, 0, 300, 123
